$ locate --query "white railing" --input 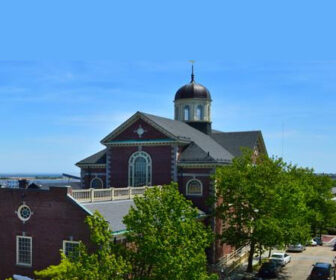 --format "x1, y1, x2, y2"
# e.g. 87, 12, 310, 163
71, 186, 158, 203
217, 243, 250, 268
